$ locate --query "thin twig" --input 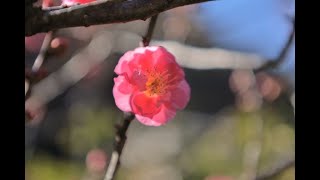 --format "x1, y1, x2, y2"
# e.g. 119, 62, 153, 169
104, 14, 159, 180
256, 158, 295, 180
254, 19, 295, 73
31, 30, 55, 73
142, 15, 158, 46
26, 30, 55, 101
104, 113, 135, 180
25, 30, 56, 158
